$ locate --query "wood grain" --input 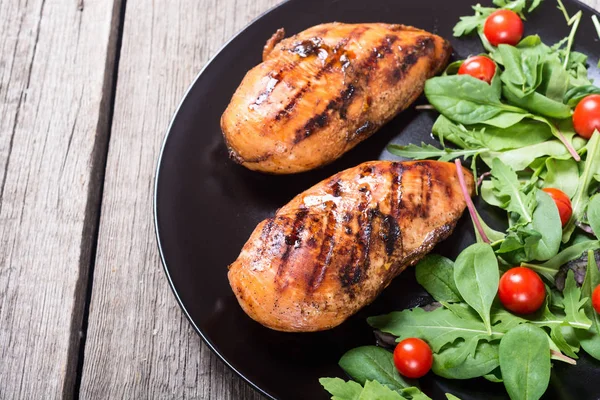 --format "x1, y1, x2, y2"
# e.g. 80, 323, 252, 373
0, 0, 121, 398
78, 0, 280, 398
78, 0, 600, 399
